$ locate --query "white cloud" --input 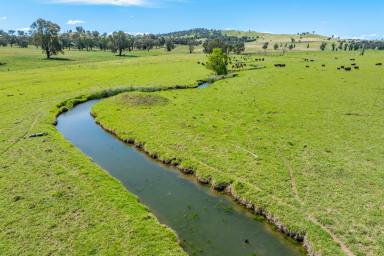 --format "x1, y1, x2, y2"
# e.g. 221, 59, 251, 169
0, 16, 7, 20
48, 0, 149, 6
67, 19, 85, 25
